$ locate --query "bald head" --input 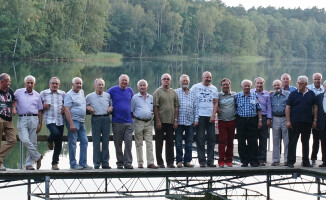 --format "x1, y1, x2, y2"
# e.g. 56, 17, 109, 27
202, 71, 212, 86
